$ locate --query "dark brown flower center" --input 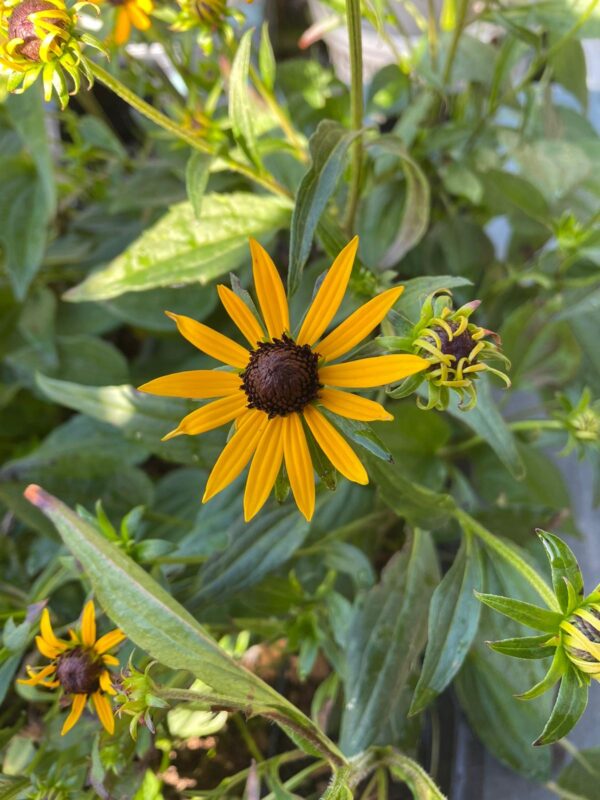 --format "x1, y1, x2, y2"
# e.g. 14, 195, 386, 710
8, 0, 67, 61
56, 648, 102, 695
241, 335, 321, 418
429, 322, 475, 362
